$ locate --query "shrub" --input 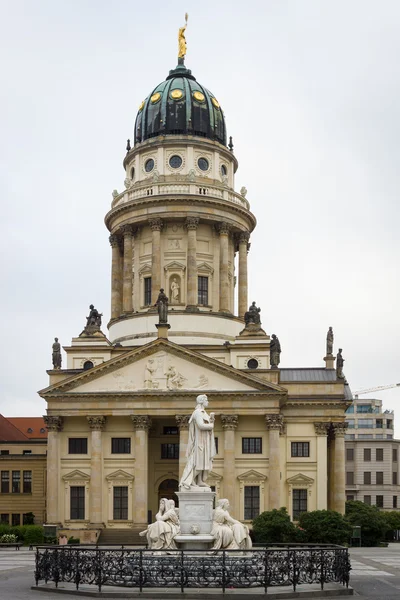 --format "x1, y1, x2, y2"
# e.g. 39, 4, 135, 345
0, 524, 11, 537
382, 511, 400, 541
24, 526, 44, 546
68, 536, 80, 545
345, 501, 388, 546
23, 512, 35, 525
298, 510, 352, 545
0, 534, 18, 543
10, 526, 28, 541
252, 508, 298, 544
